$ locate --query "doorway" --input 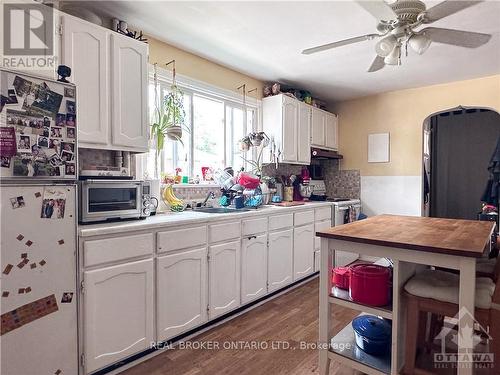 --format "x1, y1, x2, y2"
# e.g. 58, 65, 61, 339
422, 108, 500, 220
